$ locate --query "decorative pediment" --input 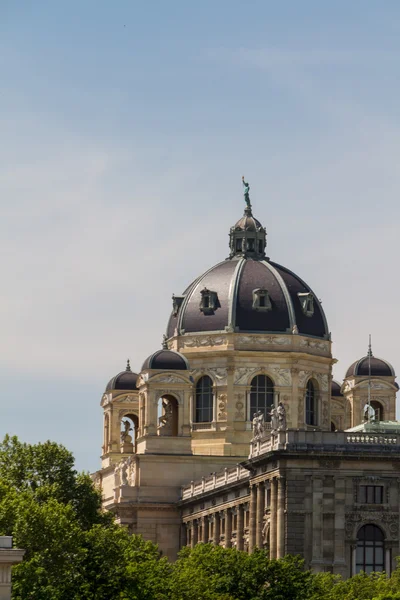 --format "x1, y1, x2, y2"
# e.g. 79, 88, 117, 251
355, 379, 394, 391
149, 373, 189, 385
101, 393, 112, 408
